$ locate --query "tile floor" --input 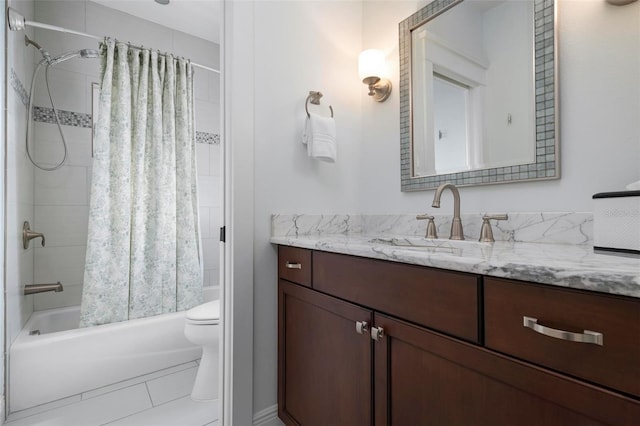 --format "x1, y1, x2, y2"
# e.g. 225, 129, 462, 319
5, 361, 218, 426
